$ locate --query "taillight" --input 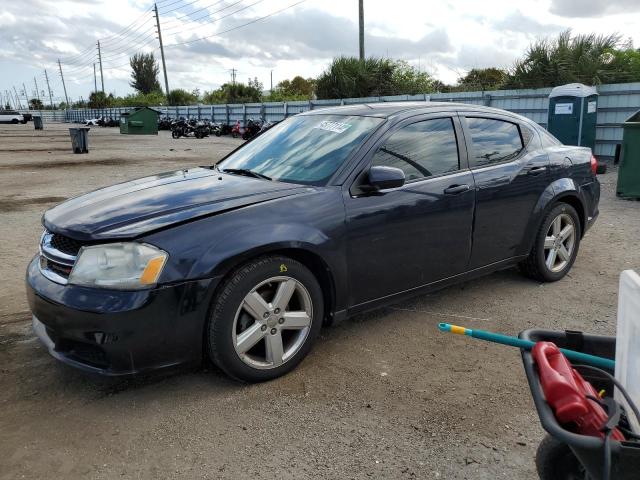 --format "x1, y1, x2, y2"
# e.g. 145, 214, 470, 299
590, 155, 598, 175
